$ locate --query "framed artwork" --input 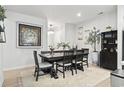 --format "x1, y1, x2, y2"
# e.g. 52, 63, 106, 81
84, 29, 90, 45
78, 26, 83, 40
78, 31, 83, 40
17, 22, 42, 48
